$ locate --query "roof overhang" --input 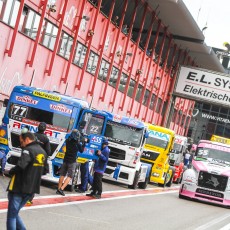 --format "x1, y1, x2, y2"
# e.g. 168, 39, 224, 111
147, 0, 225, 73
